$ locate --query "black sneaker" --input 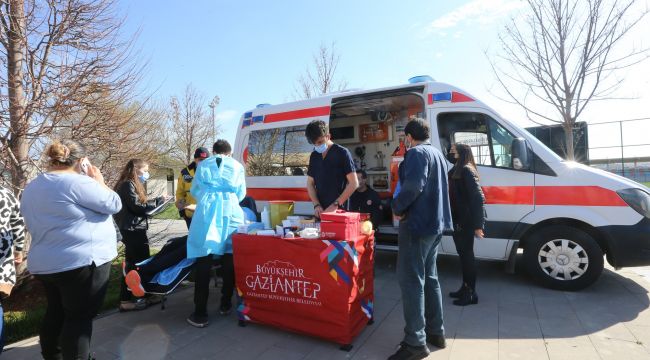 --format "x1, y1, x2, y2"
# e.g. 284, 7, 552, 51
426, 334, 447, 349
387, 342, 430, 360
186, 313, 209, 328
219, 302, 232, 315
